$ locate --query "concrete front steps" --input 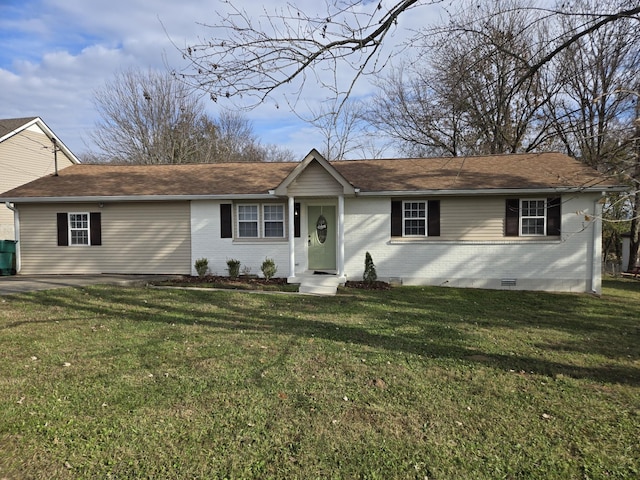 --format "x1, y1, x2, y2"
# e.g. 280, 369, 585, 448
296, 273, 345, 296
